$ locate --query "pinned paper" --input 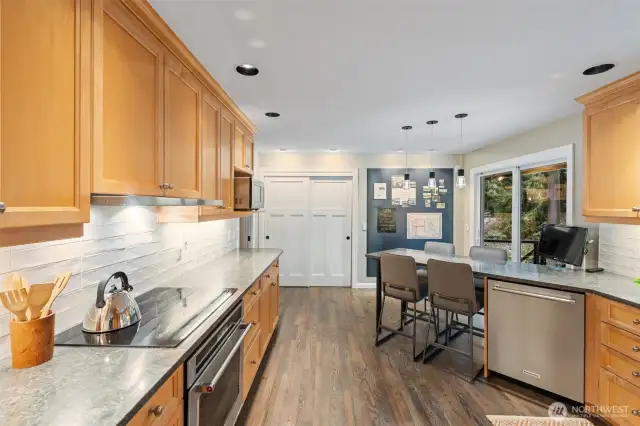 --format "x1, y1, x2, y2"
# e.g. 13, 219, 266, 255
436, 202, 445, 209
425, 200, 431, 208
